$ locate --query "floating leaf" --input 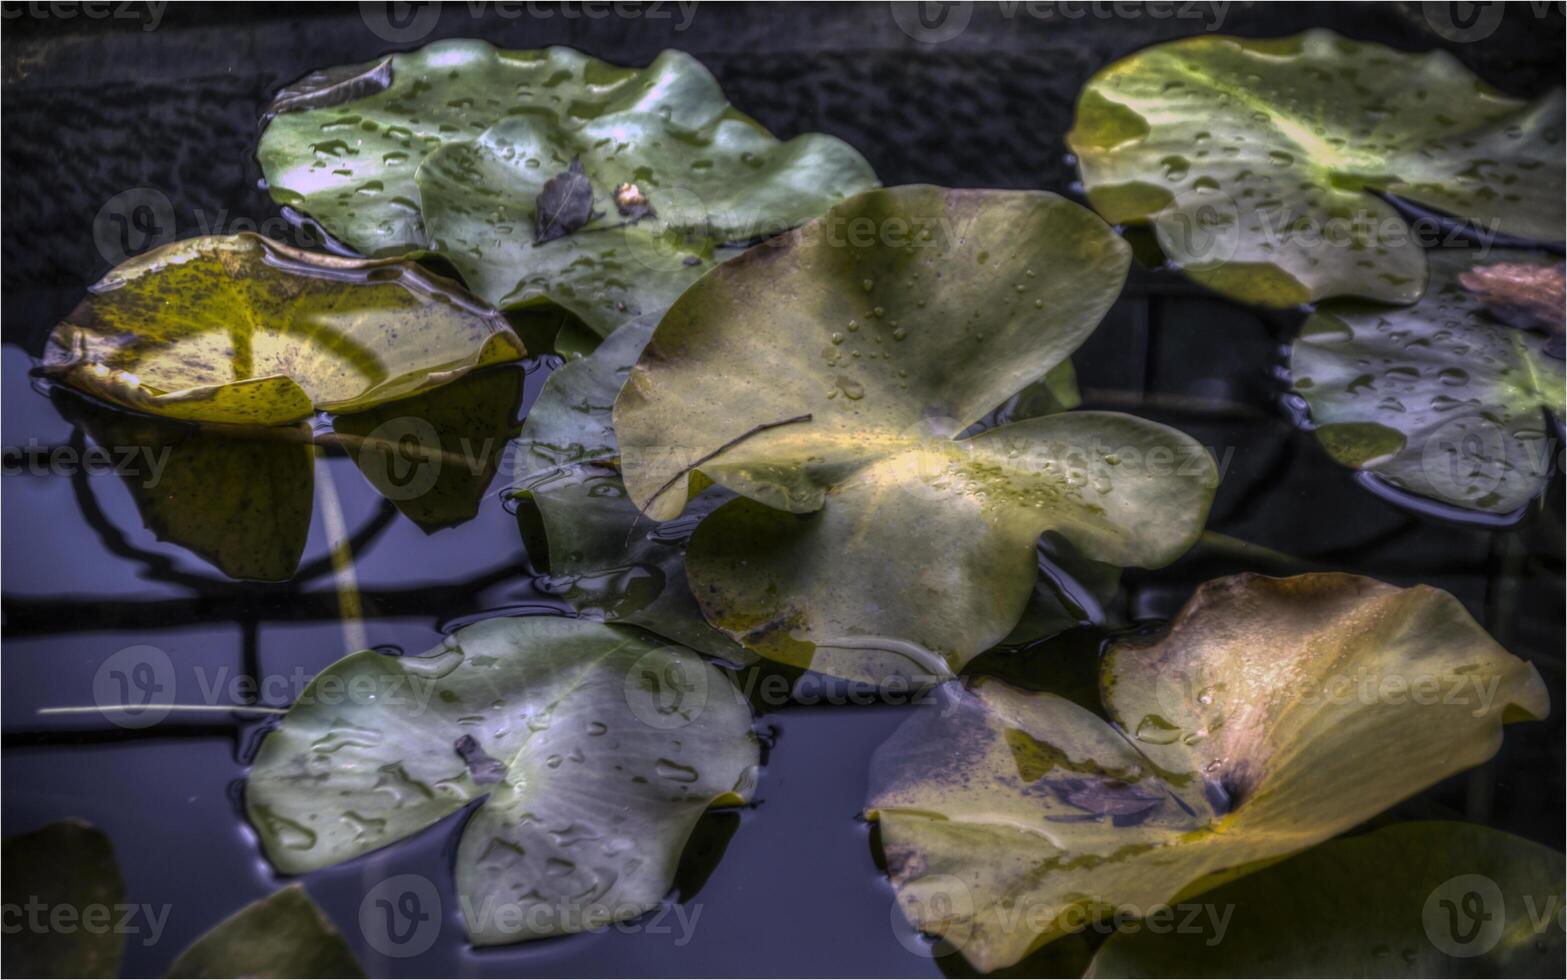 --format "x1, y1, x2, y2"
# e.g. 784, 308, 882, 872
1291, 248, 1565, 513
43, 234, 524, 426
1069, 30, 1566, 306
510, 314, 752, 662
165, 885, 363, 979
533, 158, 596, 244
259, 40, 877, 337
1087, 821, 1565, 978
865, 573, 1548, 972
246, 616, 758, 944
2, 820, 125, 978
613, 186, 1215, 682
